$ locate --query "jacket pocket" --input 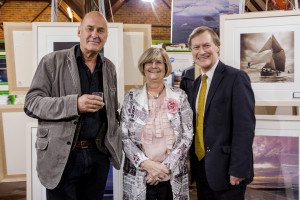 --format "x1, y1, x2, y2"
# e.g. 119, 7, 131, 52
36, 139, 49, 150
35, 128, 49, 151
36, 128, 49, 138
221, 146, 231, 154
